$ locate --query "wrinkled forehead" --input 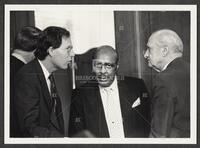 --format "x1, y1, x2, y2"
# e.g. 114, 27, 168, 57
93, 59, 114, 64
95, 52, 117, 63
147, 34, 160, 48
